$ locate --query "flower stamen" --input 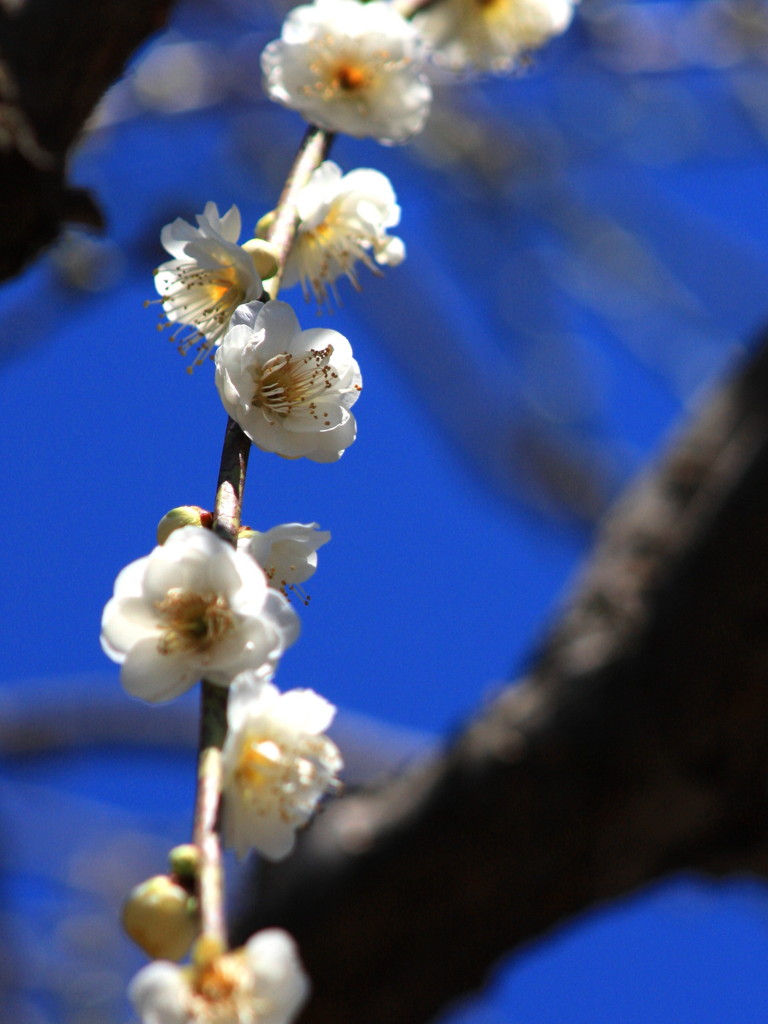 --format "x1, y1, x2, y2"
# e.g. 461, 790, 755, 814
155, 589, 235, 656
254, 346, 338, 420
